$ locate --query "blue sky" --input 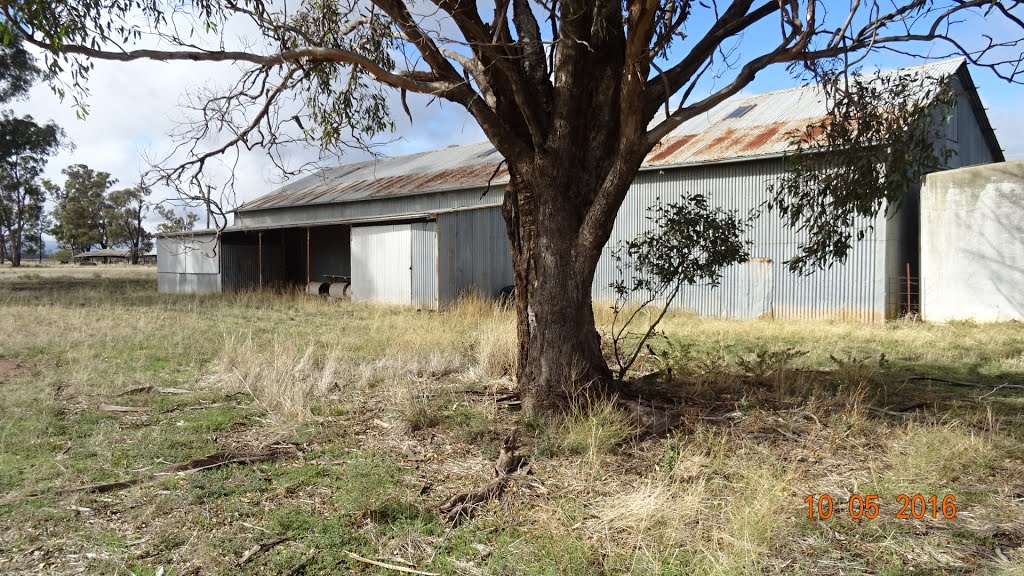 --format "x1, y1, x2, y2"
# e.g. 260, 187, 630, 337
8, 2, 1023, 221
